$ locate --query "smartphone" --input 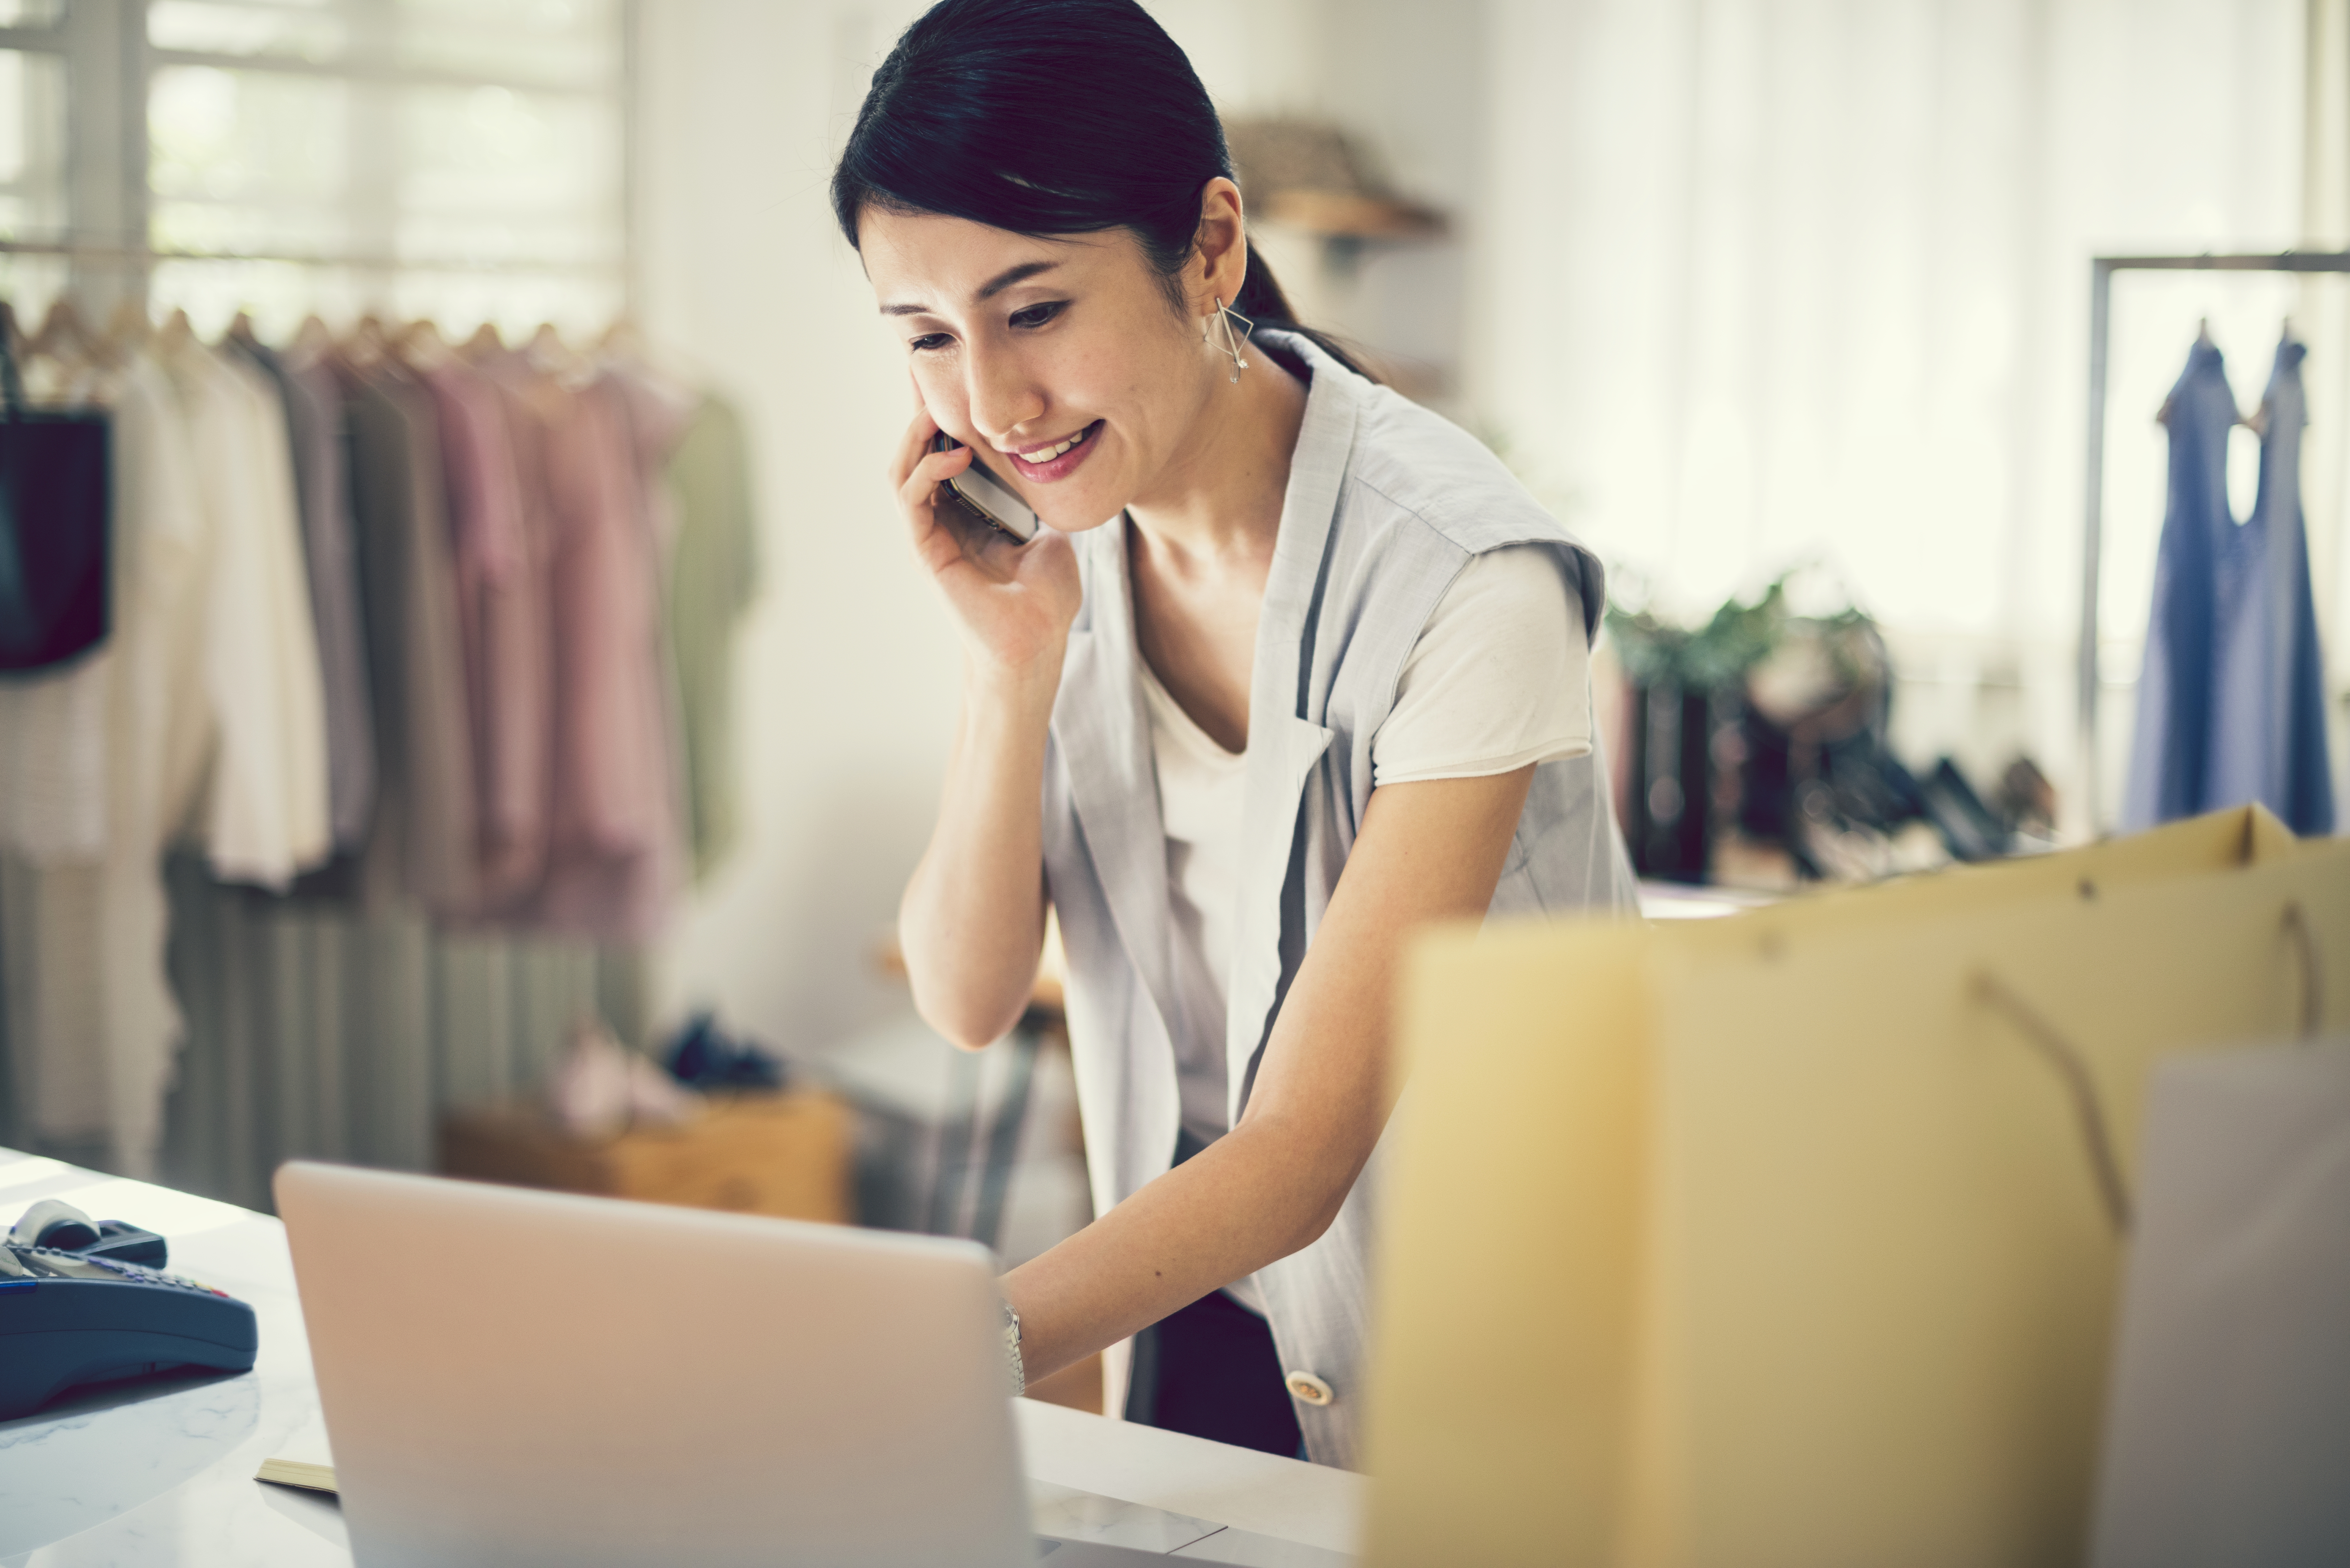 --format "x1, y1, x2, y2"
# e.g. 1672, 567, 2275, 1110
930, 431, 1041, 544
